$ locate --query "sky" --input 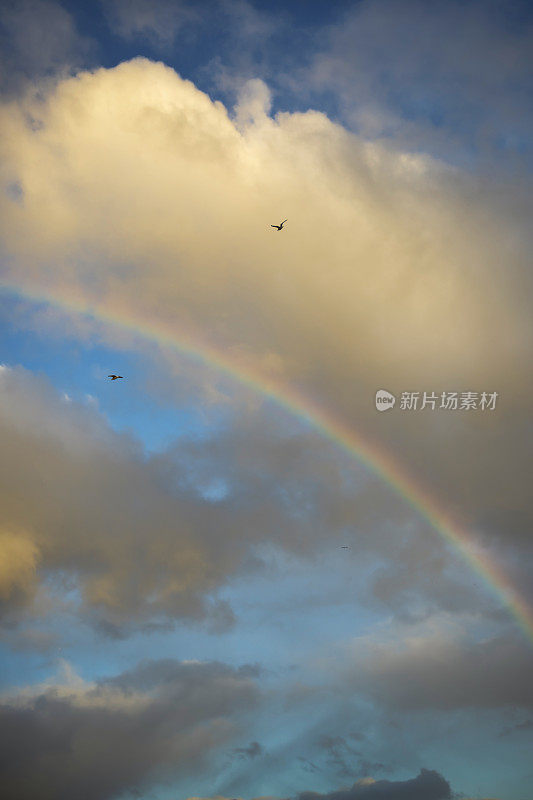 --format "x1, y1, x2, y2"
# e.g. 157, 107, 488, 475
0, 1, 532, 799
